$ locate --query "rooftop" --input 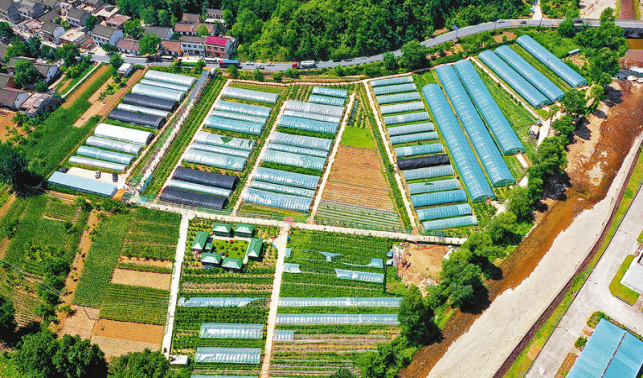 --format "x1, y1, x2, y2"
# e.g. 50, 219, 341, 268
0, 87, 25, 104
181, 36, 205, 44
116, 38, 138, 51
174, 23, 196, 33
41, 21, 60, 33
181, 13, 200, 23
66, 7, 88, 20
92, 24, 116, 39
160, 40, 181, 52
144, 26, 172, 38
205, 36, 228, 46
